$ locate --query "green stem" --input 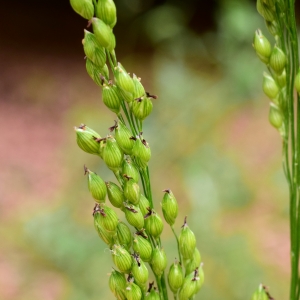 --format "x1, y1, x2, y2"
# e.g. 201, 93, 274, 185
171, 226, 182, 264
156, 275, 164, 300
160, 273, 169, 300
286, 1, 299, 298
